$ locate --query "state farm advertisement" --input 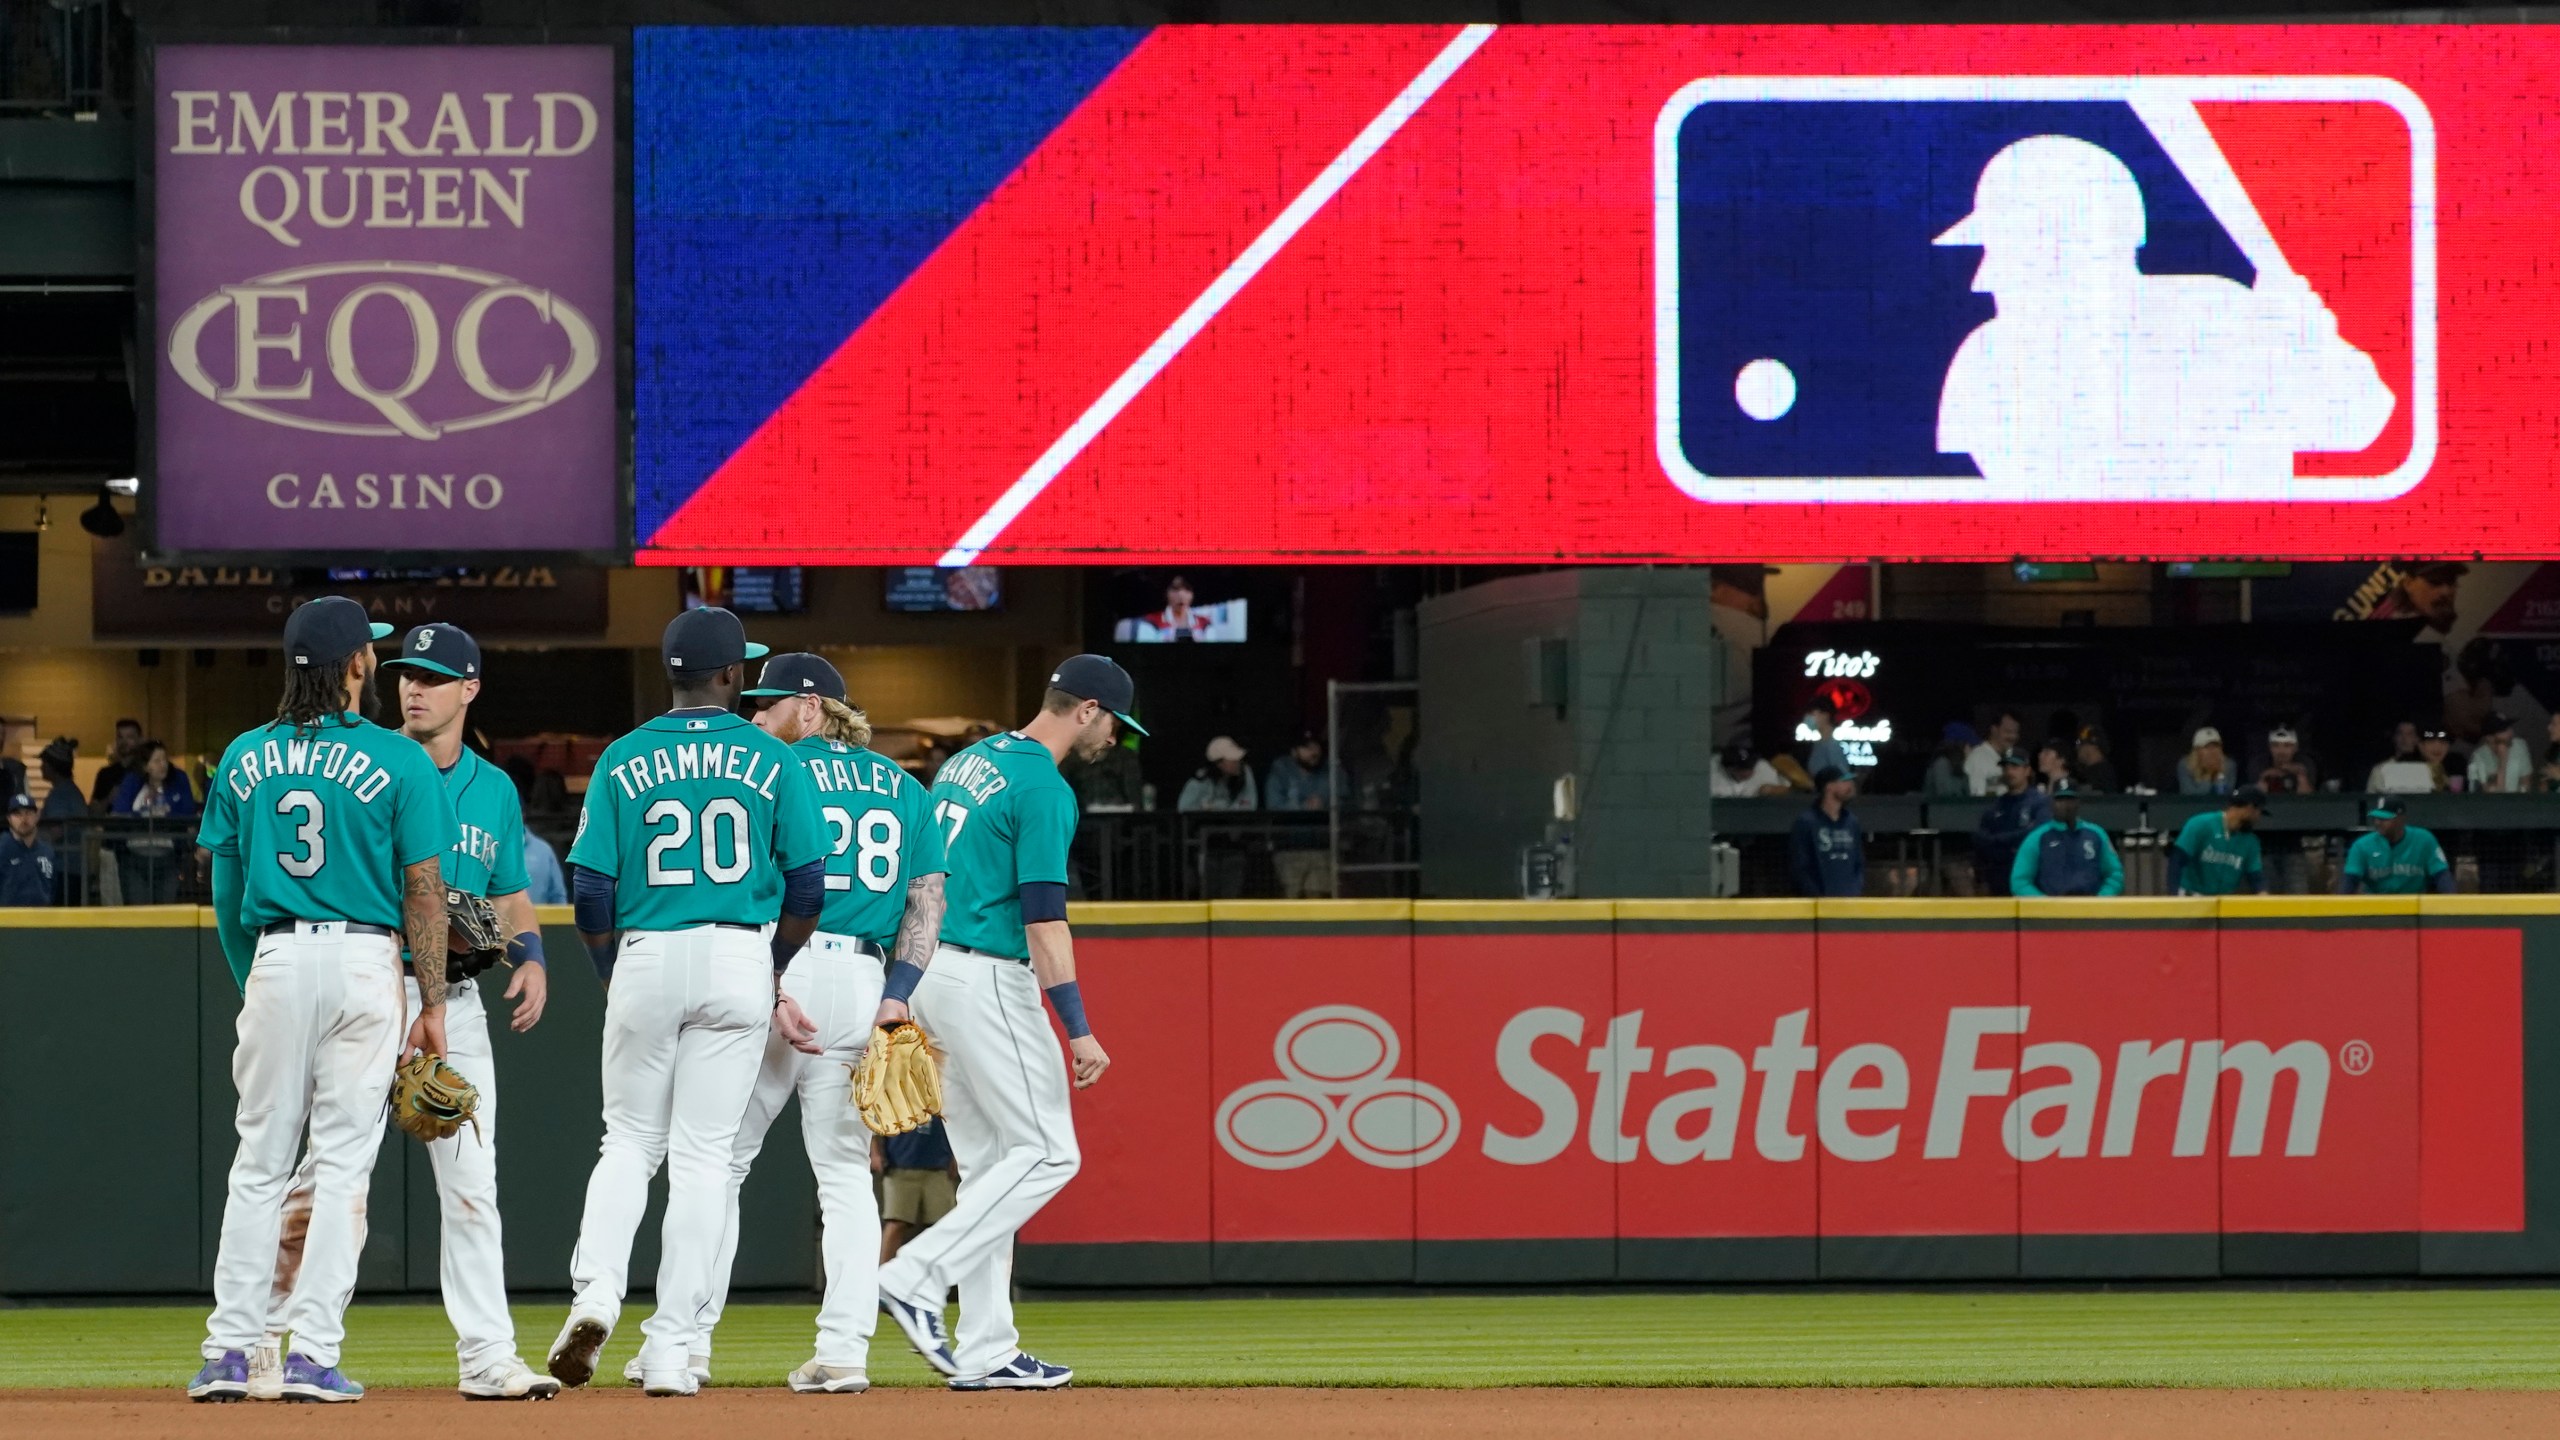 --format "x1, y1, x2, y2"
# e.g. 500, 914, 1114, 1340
149, 45, 617, 553
1028, 923, 2525, 1255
